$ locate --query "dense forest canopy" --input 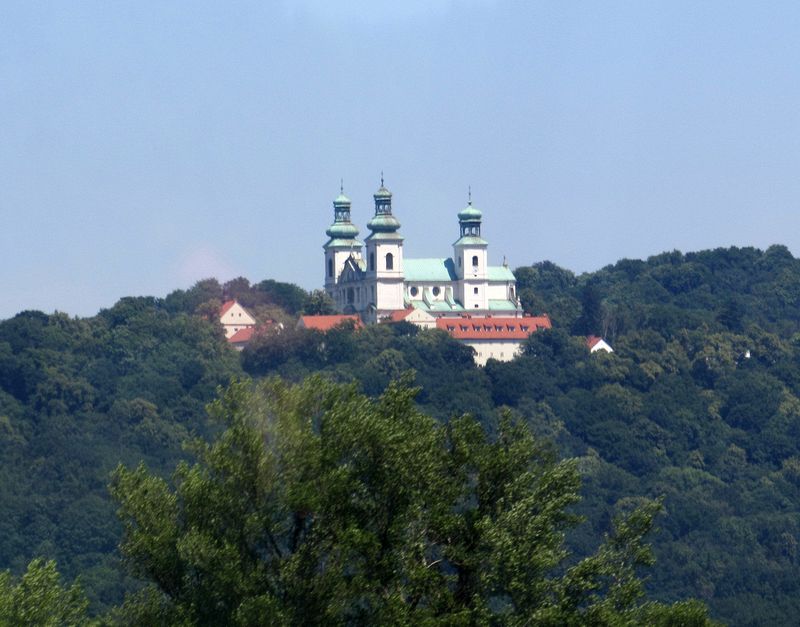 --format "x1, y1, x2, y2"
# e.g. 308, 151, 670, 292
1, 246, 800, 624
